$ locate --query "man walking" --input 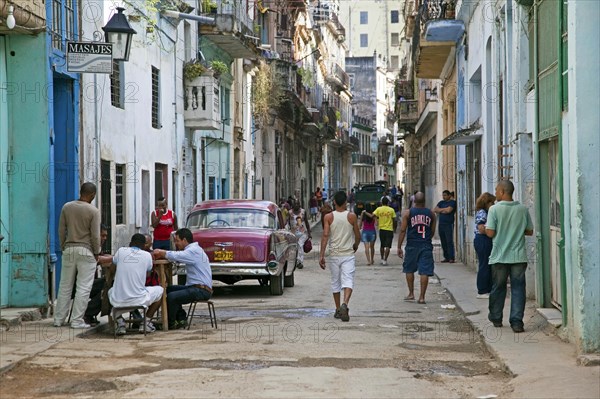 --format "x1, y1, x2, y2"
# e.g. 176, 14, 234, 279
54, 182, 101, 329
397, 192, 436, 304
108, 234, 164, 335
485, 180, 533, 333
154, 228, 212, 329
370, 197, 396, 265
319, 191, 361, 322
